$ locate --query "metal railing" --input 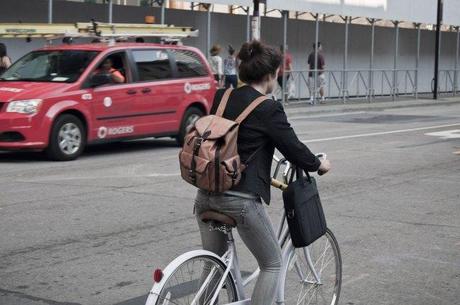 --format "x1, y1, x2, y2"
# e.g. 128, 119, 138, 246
281, 69, 421, 103
438, 69, 460, 95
